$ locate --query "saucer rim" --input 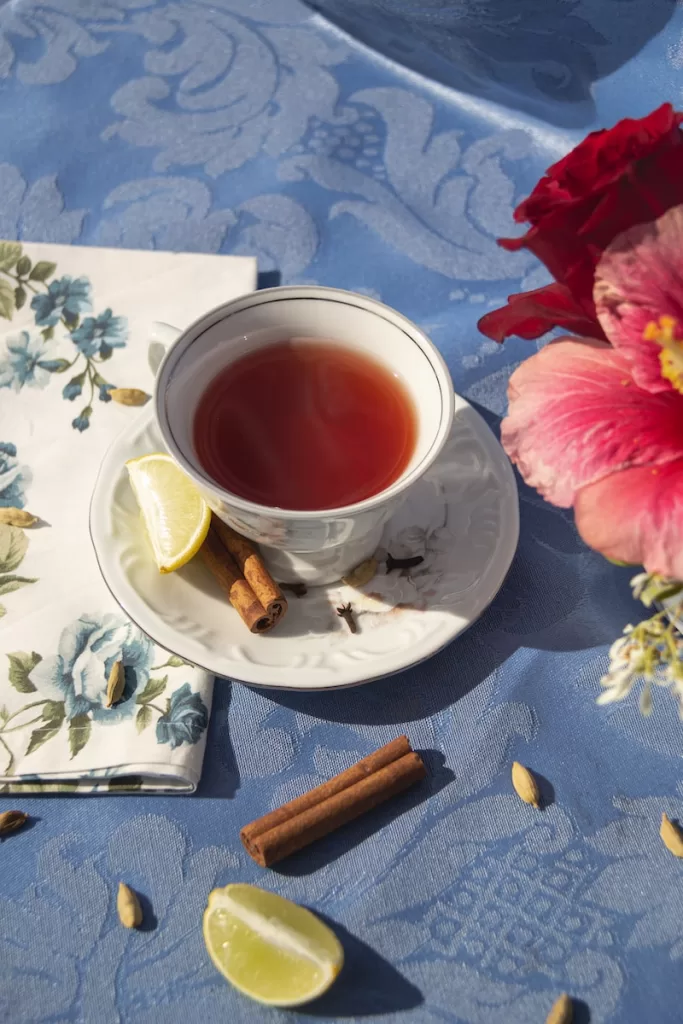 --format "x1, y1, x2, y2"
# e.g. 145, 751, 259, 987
89, 397, 519, 690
